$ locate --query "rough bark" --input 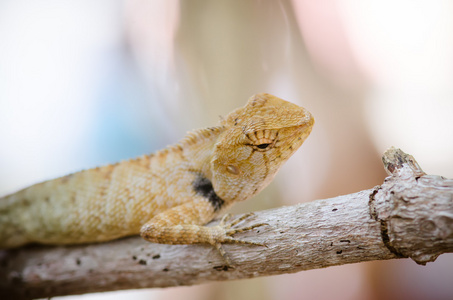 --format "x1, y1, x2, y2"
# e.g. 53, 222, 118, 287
1, 147, 452, 299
